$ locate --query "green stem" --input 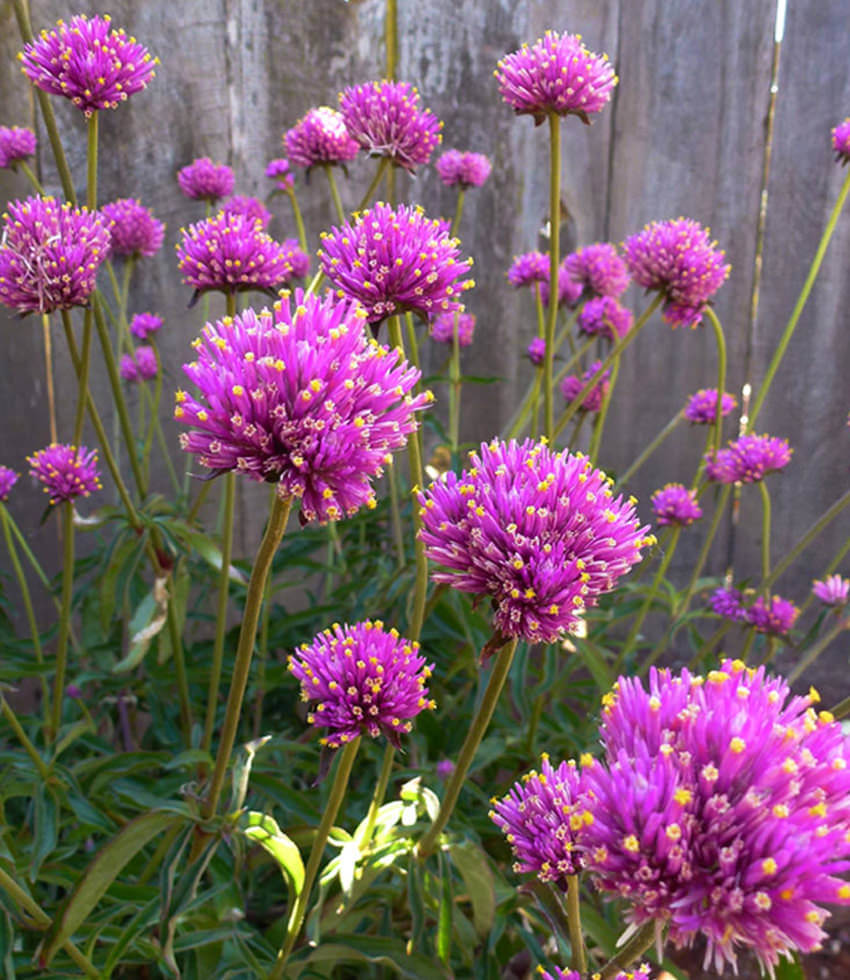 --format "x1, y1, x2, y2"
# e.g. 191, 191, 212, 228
544, 112, 561, 441
615, 411, 682, 489
831, 693, 850, 720
17, 159, 43, 194
789, 616, 849, 683
270, 737, 361, 978
450, 189, 465, 237
759, 481, 772, 587
599, 921, 658, 980
386, 460, 406, 570
41, 314, 58, 443
565, 875, 587, 974
749, 168, 850, 429
358, 157, 390, 213
1, 698, 50, 781
566, 411, 589, 454
704, 307, 728, 454
417, 637, 518, 859
202, 494, 293, 821
532, 285, 546, 437
385, 0, 397, 79
165, 571, 193, 744
86, 111, 98, 209
325, 165, 346, 223
286, 188, 308, 255
72, 308, 93, 447
140, 352, 181, 496
587, 352, 620, 465
448, 314, 461, 455
187, 480, 213, 526
50, 501, 75, 741
360, 740, 396, 850
688, 620, 733, 670
5, 506, 52, 591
